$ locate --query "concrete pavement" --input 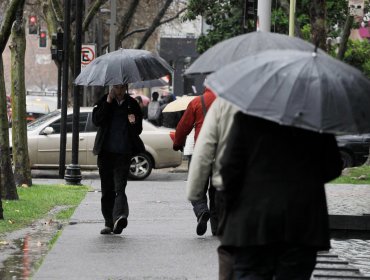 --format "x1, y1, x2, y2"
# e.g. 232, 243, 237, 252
30, 171, 370, 279
33, 172, 220, 280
